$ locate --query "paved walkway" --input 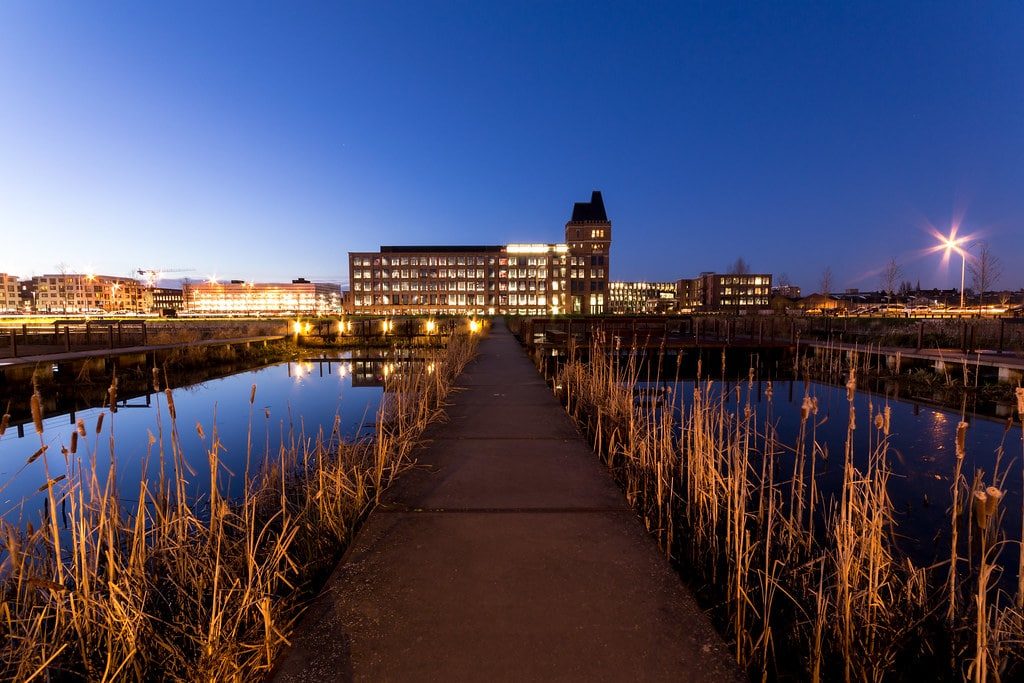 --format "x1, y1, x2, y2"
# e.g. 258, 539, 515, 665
0, 335, 285, 368
272, 319, 741, 682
